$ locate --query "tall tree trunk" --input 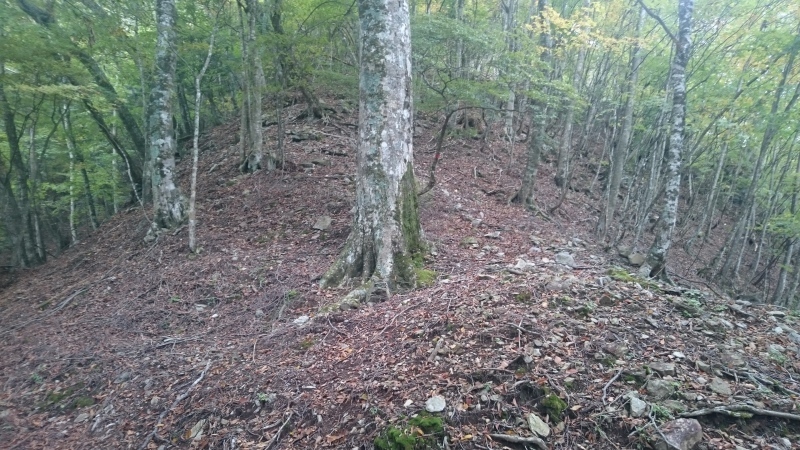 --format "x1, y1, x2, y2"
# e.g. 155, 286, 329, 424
598, 6, 643, 241
646, 0, 694, 280
239, 0, 271, 172
512, 0, 551, 209
774, 149, 800, 304
189, 21, 217, 253
63, 104, 99, 230
149, 0, 185, 229
321, 0, 424, 297
0, 61, 32, 267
